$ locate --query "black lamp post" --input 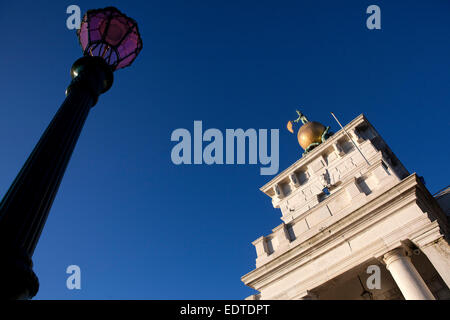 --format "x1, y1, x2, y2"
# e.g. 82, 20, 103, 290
0, 7, 142, 300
